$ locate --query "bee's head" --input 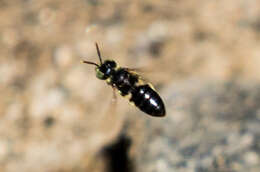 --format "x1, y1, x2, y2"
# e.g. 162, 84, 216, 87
82, 43, 117, 80
95, 60, 116, 80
